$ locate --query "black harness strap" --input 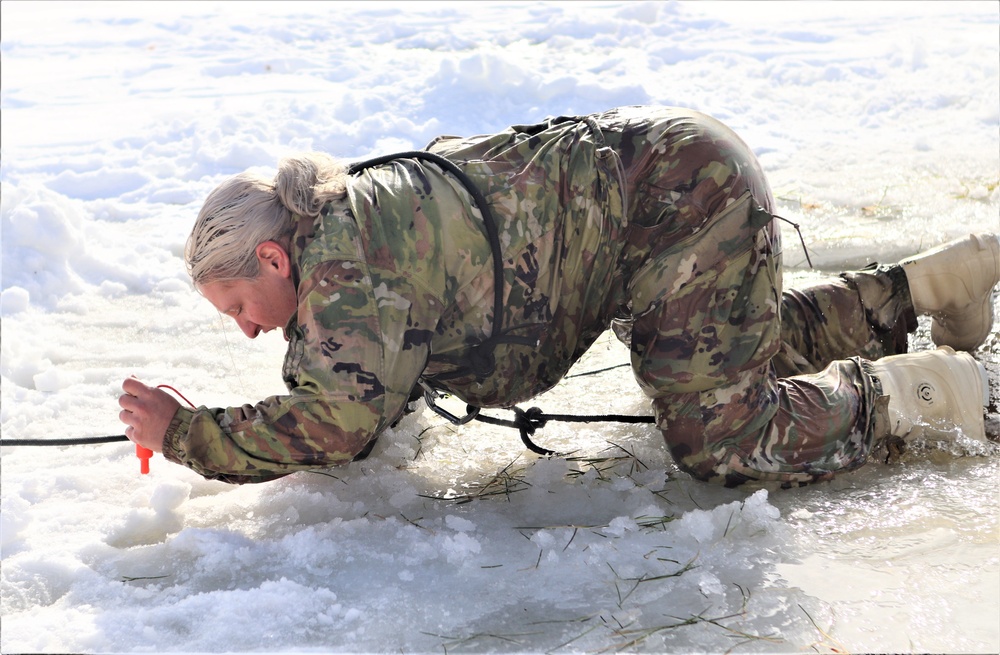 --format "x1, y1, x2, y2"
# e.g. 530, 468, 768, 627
350, 149, 542, 434
348, 150, 508, 382
773, 214, 815, 269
